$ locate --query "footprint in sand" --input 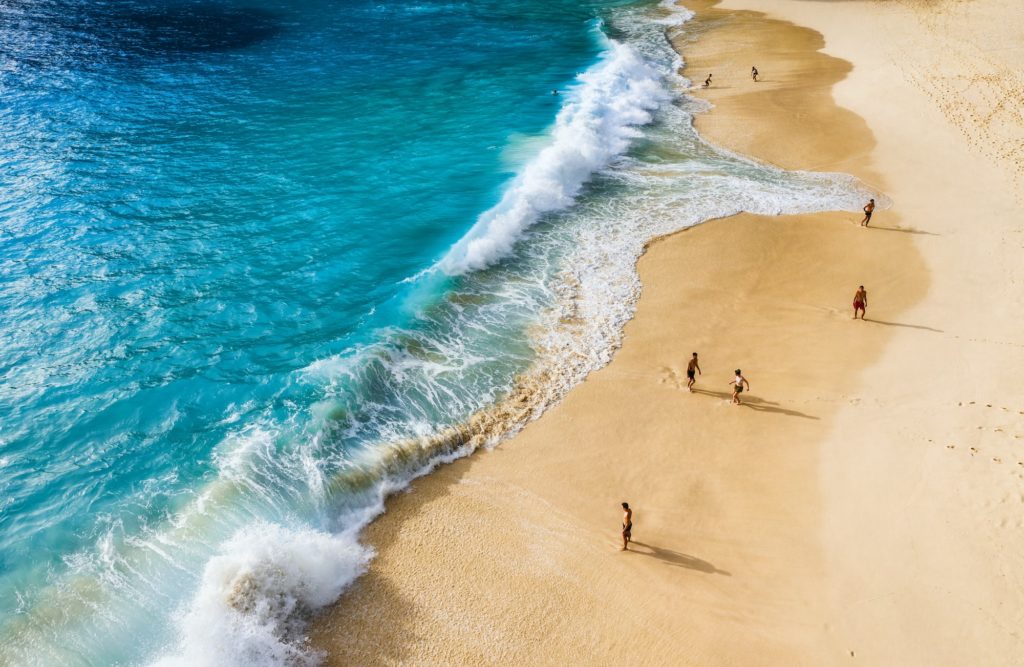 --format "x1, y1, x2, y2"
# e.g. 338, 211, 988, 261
970, 447, 979, 454
659, 367, 682, 389
947, 444, 956, 449
993, 457, 1002, 463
